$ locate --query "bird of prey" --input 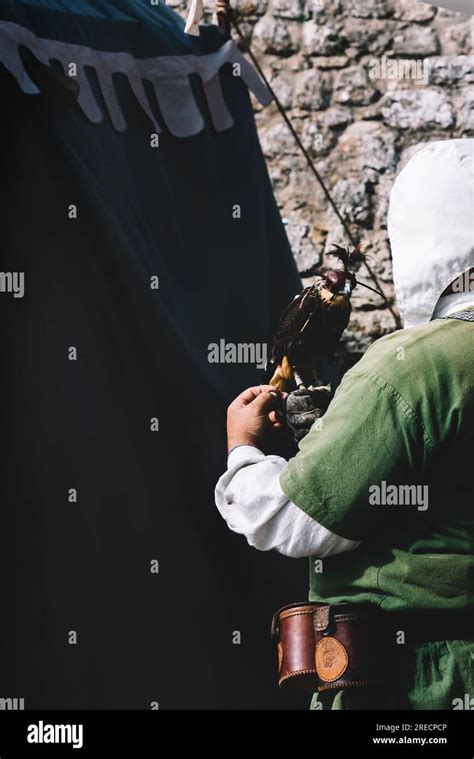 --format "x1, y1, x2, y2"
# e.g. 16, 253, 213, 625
268, 245, 374, 392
